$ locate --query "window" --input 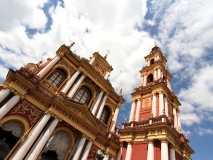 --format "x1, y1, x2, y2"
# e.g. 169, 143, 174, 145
73, 87, 91, 104
150, 59, 155, 65
100, 106, 110, 124
147, 74, 154, 82
47, 69, 66, 87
